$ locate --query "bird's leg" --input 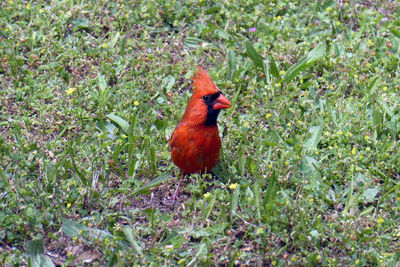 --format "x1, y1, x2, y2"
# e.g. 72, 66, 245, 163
172, 172, 185, 201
